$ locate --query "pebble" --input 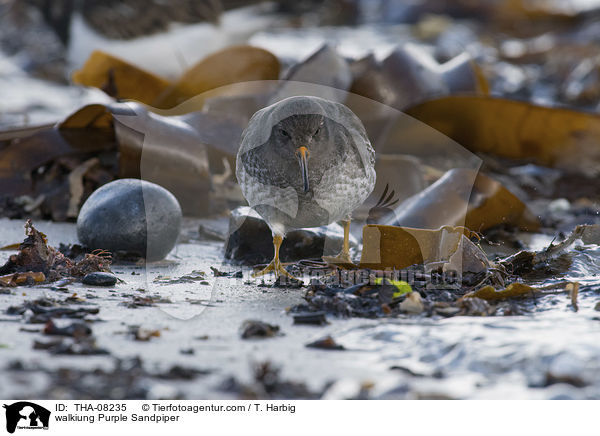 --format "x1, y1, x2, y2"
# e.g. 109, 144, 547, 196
82, 272, 117, 286
400, 292, 425, 314
77, 179, 182, 261
240, 320, 280, 339
293, 312, 328, 325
